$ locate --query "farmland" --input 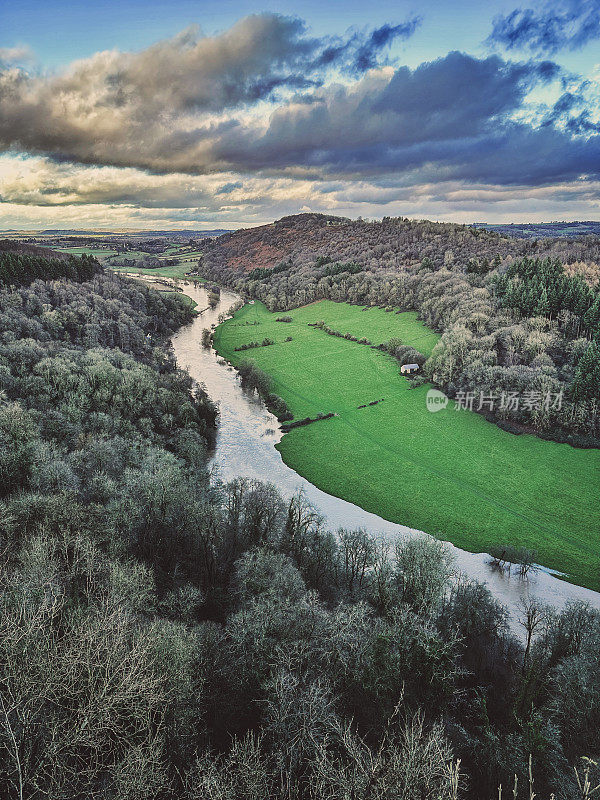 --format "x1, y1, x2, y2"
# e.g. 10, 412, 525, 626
107, 262, 202, 280
53, 246, 120, 259
37, 237, 209, 275
214, 299, 600, 590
